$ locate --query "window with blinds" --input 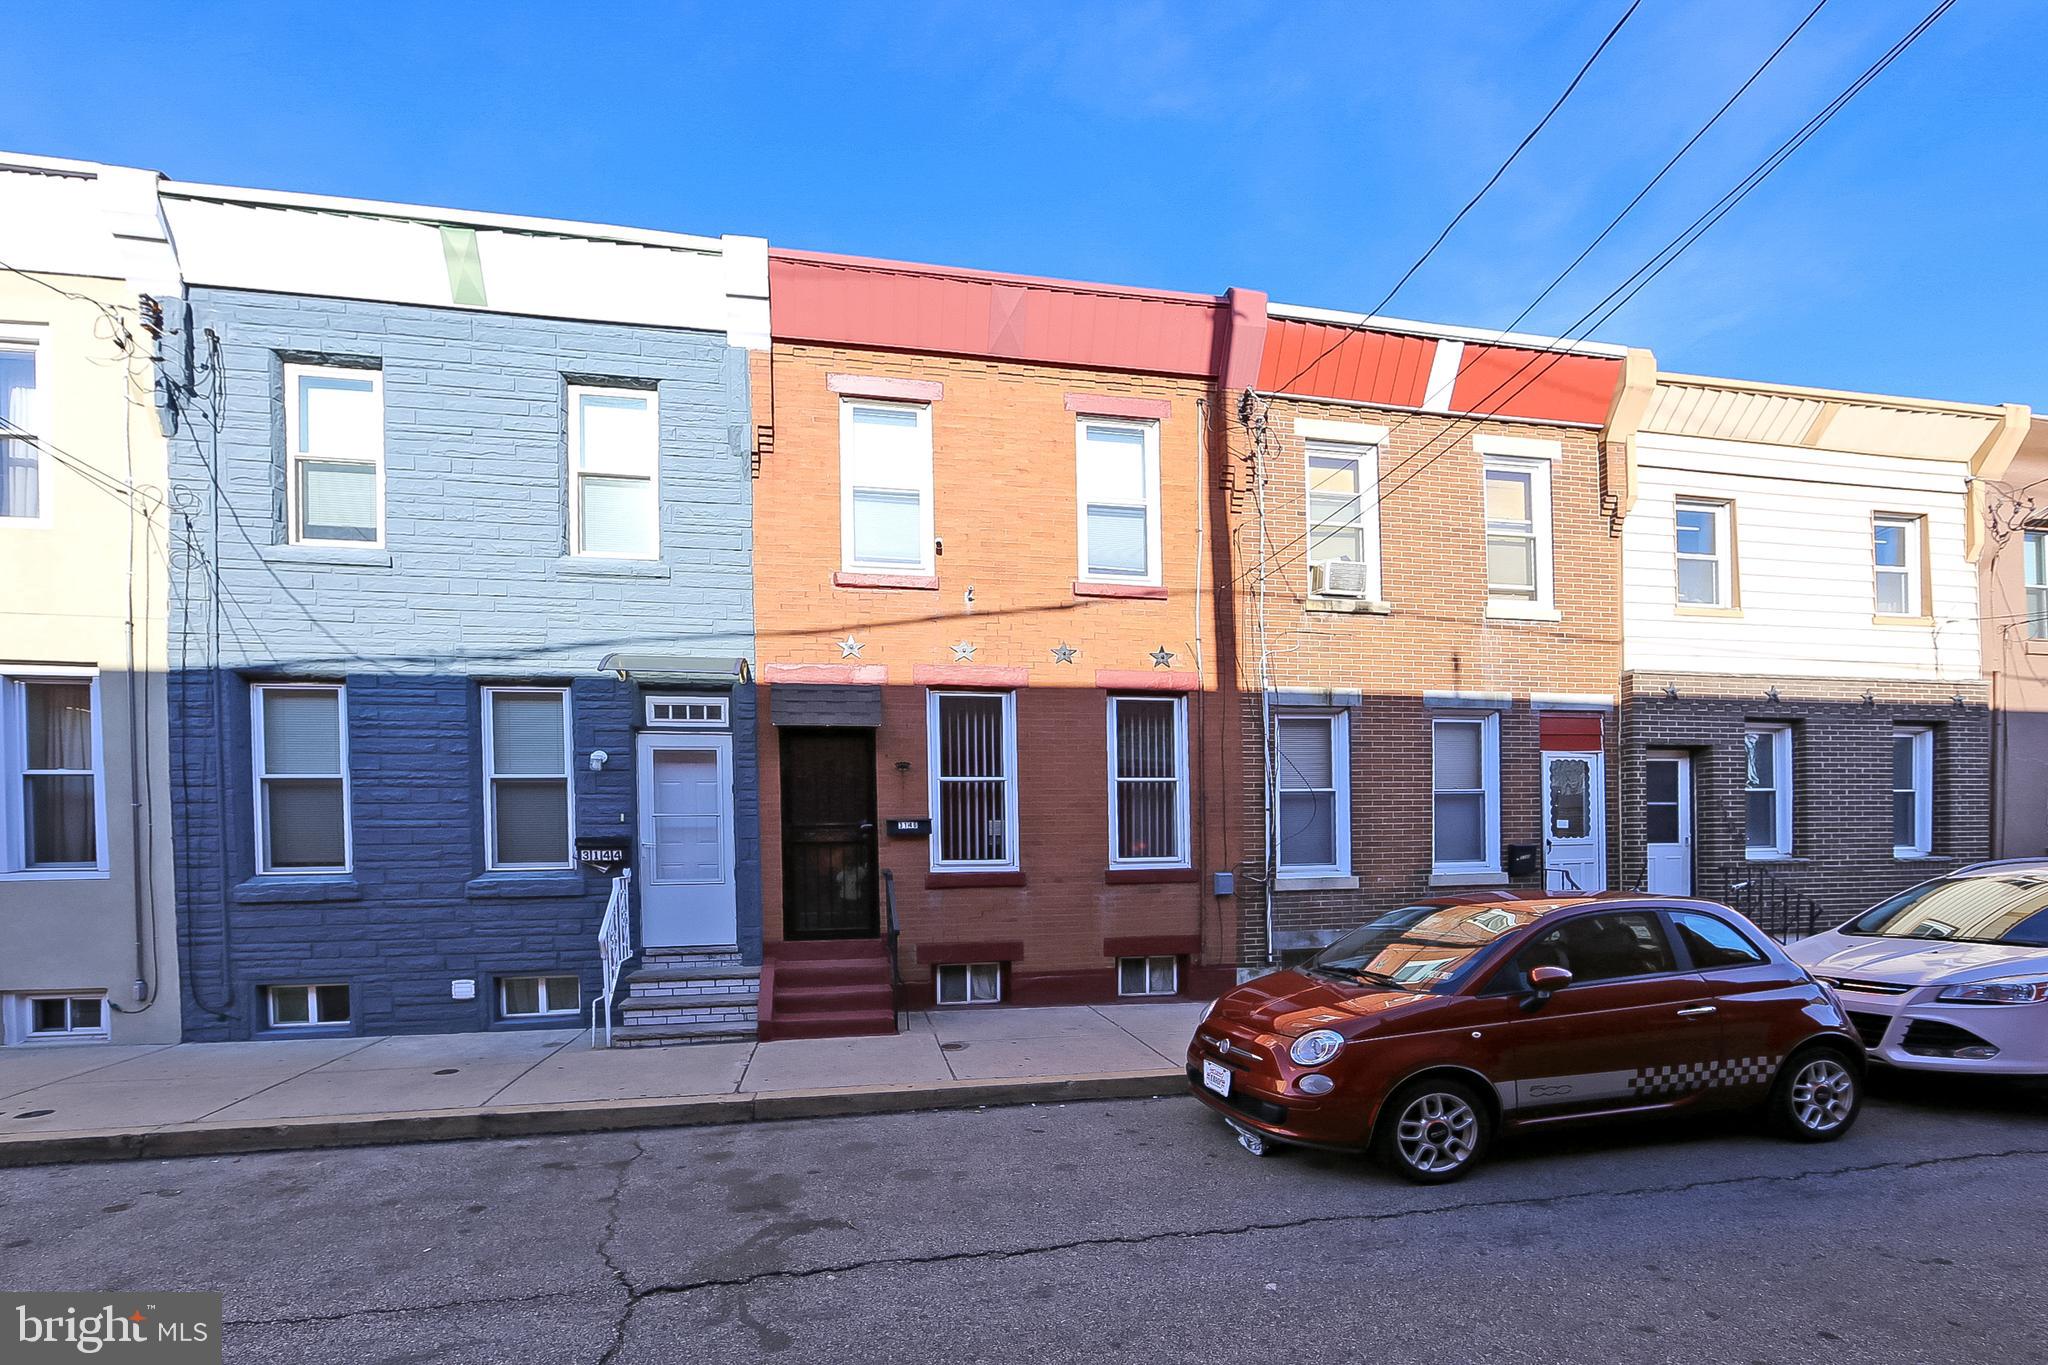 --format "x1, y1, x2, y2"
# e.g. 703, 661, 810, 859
569, 385, 659, 558
1109, 695, 1187, 867
2027, 531, 2048, 639
842, 400, 933, 572
484, 688, 573, 870
0, 339, 41, 521
253, 684, 349, 874
1077, 419, 1160, 583
1274, 712, 1346, 874
929, 691, 1017, 870
1431, 714, 1499, 873
9, 677, 98, 871
285, 363, 383, 546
